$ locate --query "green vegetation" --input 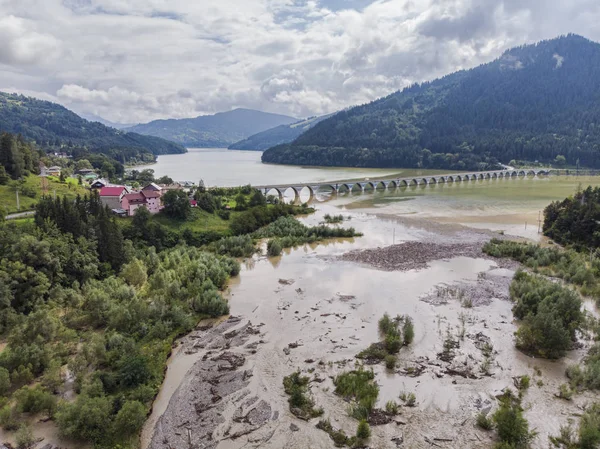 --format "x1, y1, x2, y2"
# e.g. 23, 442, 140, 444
334, 367, 379, 420
492, 390, 535, 449
0, 92, 185, 165
357, 313, 415, 363
385, 400, 399, 415
483, 239, 600, 298
263, 35, 600, 170
509, 270, 582, 359
323, 214, 344, 224
126, 108, 297, 148
282, 371, 324, 420
0, 192, 239, 447
253, 216, 360, 248
544, 185, 600, 250
399, 391, 416, 407
567, 342, 600, 391
550, 403, 600, 448
477, 412, 494, 430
